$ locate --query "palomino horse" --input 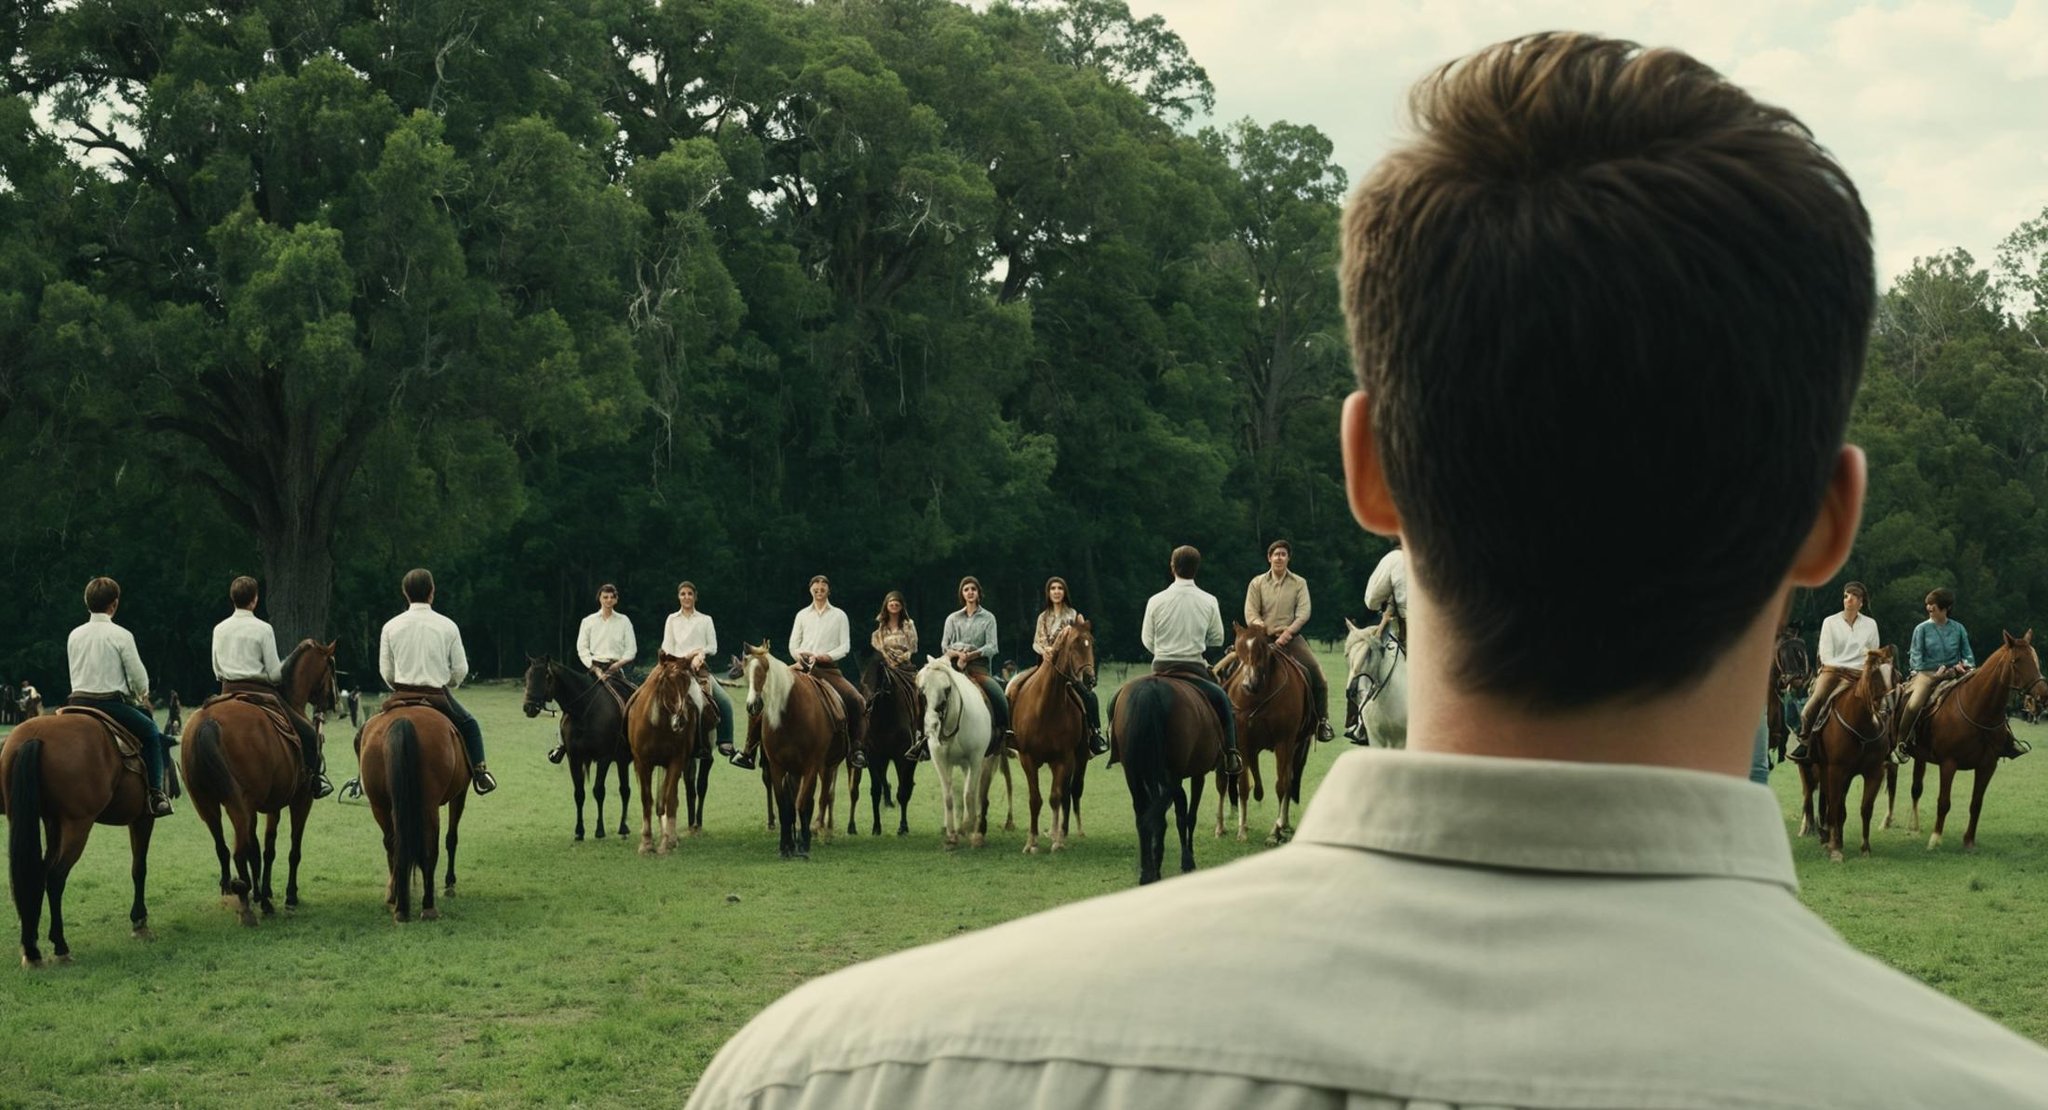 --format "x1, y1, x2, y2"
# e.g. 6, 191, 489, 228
1798, 646, 1893, 862
1344, 618, 1408, 749
358, 706, 467, 922
744, 642, 840, 860
625, 653, 711, 855
1219, 621, 1314, 845
1902, 630, 2048, 852
182, 640, 339, 925
856, 659, 923, 837
522, 656, 632, 841
1768, 629, 1814, 761
1, 715, 160, 964
916, 657, 1000, 850
1112, 673, 1221, 885
1009, 621, 1098, 854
